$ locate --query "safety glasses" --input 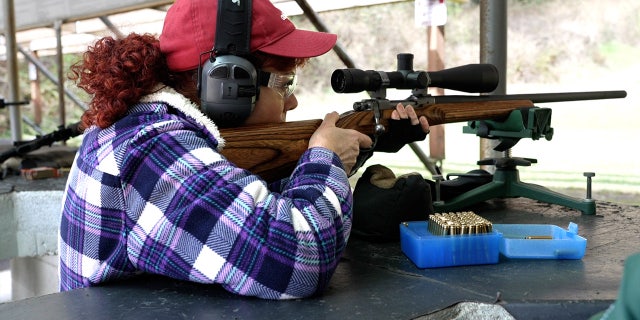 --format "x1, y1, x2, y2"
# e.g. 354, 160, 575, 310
260, 71, 297, 99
